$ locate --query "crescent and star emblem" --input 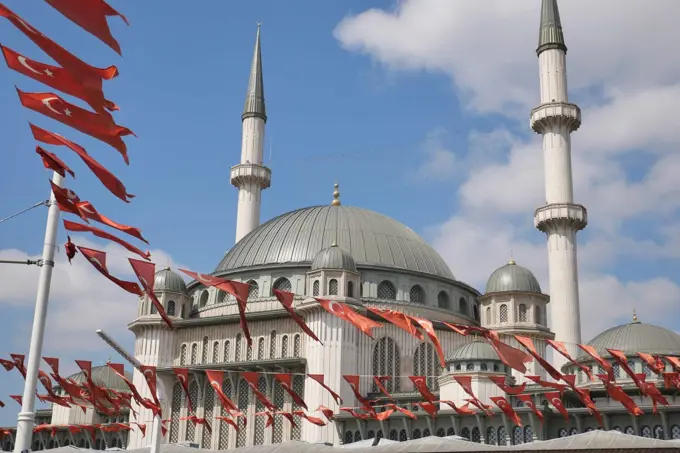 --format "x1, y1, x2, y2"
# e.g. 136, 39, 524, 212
211, 380, 219, 389
177, 375, 186, 384
17, 56, 41, 75
65, 189, 79, 202
328, 301, 343, 315
143, 369, 154, 379
551, 397, 561, 407
14, 17, 38, 35
88, 257, 104, 269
